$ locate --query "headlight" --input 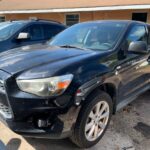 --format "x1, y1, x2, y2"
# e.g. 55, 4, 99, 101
16, 74, 73, 97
